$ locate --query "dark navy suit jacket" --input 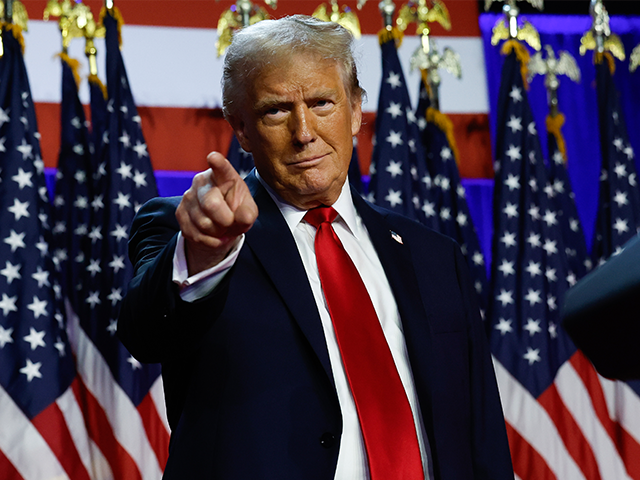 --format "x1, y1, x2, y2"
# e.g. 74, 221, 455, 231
118, 172, 514, 479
